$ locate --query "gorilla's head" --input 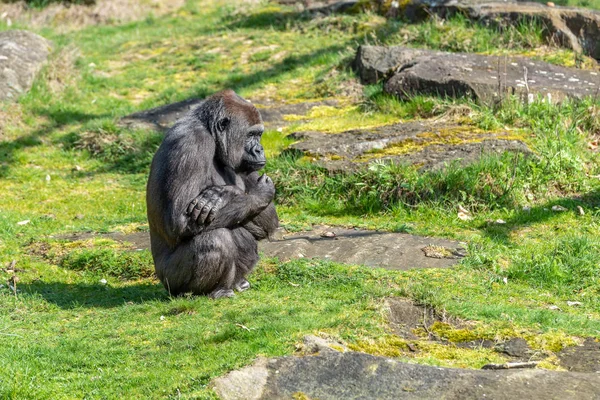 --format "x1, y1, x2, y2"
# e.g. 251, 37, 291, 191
197, 90, 266, 172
